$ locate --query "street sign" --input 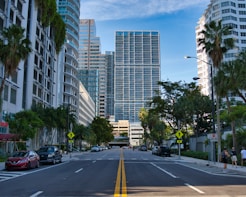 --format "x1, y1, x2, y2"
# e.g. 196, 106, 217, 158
67, 131, 75, 139
68, 139, 74, 143
207, 133, 218, 142
176, 130, 183, 139
177, 139, 182, 144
